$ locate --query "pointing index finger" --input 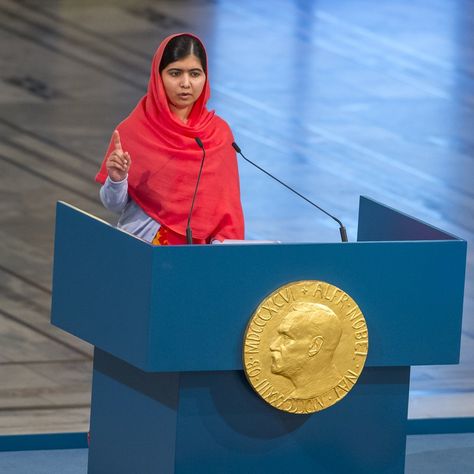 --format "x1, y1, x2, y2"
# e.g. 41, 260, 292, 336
113, 130, 123, 152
